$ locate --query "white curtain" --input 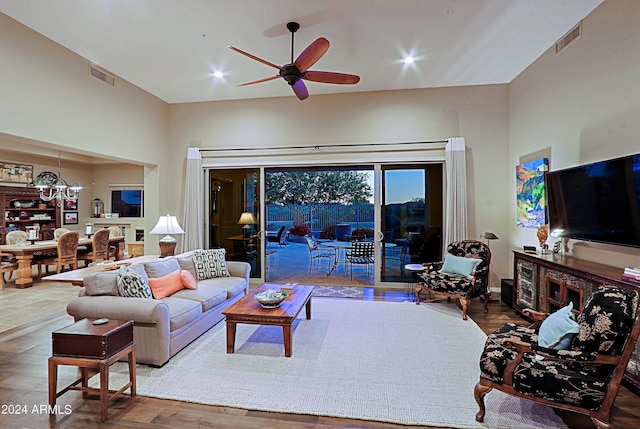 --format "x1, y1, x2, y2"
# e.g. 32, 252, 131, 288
444, 137, 468, 245
182, 147, 203, 251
